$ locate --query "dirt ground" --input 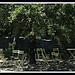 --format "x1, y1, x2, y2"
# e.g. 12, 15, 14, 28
0, 59, 75, 72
